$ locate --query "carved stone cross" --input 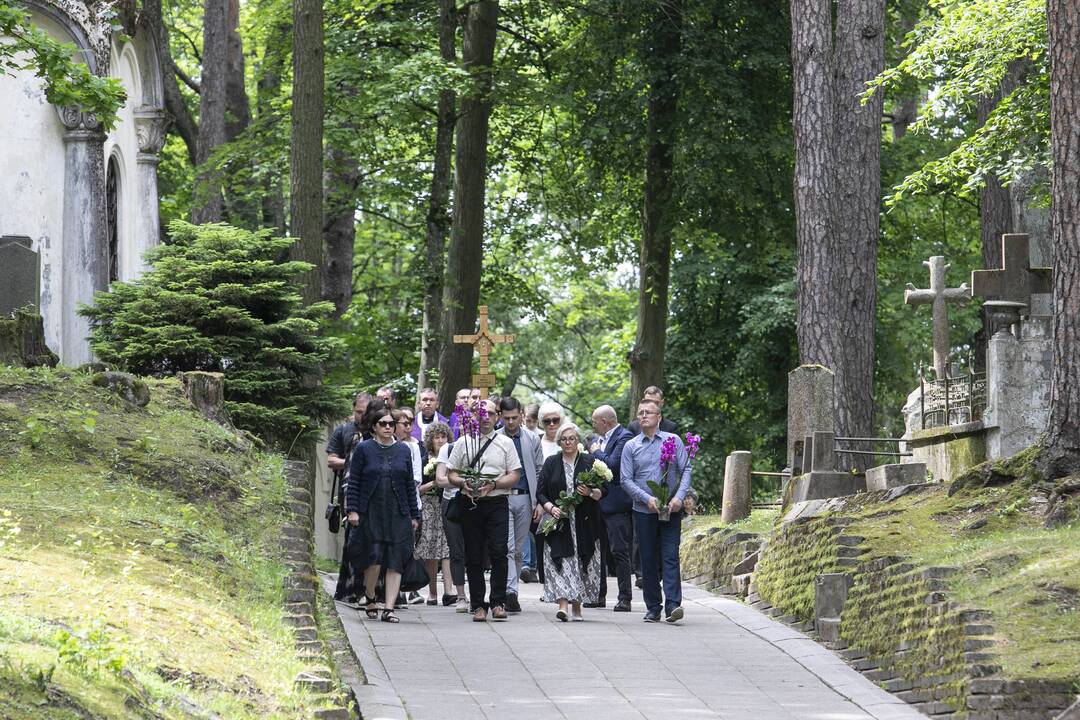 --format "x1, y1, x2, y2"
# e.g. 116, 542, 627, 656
905, 255, 970, 379
971, 233, 1052, 312
453, 306, 514, 400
